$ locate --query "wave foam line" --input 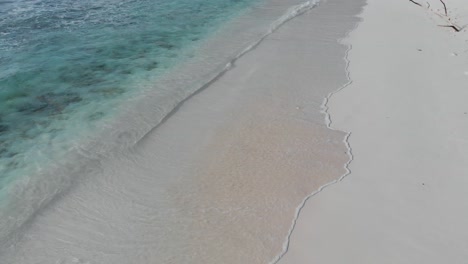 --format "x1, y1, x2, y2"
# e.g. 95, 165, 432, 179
136, 0, 321, 144
268, 6, 364, 264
